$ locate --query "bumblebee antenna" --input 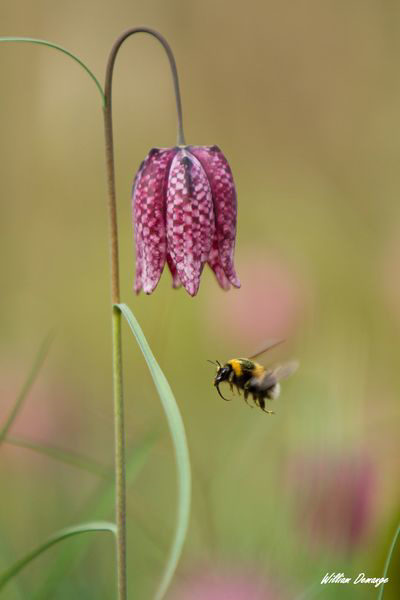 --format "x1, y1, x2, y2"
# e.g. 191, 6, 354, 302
207, 359, 223, 369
